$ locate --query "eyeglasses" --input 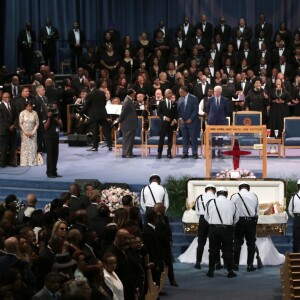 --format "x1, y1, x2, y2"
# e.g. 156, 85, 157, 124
59, 227, 68, 231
